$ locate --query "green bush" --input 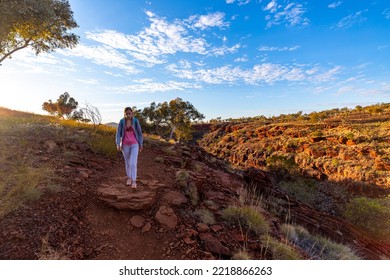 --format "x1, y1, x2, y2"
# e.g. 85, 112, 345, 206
222, 206, 269, 235
265, 155, 297, 172
277, 179, 318, 206
344, 196, 390, 241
